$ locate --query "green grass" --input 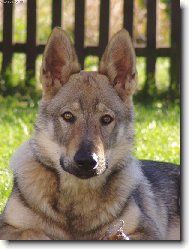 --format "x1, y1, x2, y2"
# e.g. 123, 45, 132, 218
134, 101, 180, 164
0, 96, 180, 213
0, 96, 38, 212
